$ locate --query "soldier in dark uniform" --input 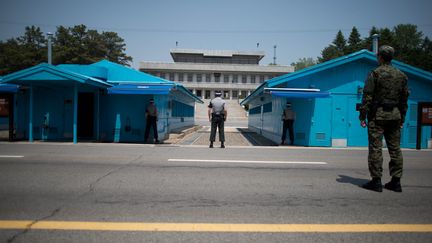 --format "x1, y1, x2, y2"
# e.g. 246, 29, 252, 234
144, 98, 159, 144
359, 45, 409, 192
208, 91, 227, 148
